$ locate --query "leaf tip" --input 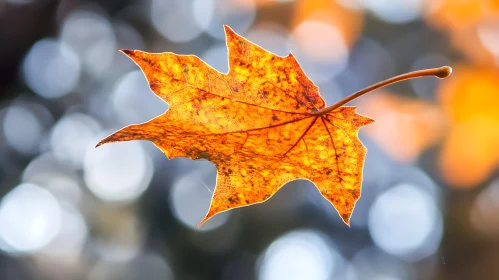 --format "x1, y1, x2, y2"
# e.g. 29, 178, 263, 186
120, 49, 135, 56
285, 52, 299, 65
223, 24, 234, 35
342, 215, 352, 227
364, 116, 375, 126
198, 217, 209, 229
95, 140, 105, 148
351, 106, 375, 126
